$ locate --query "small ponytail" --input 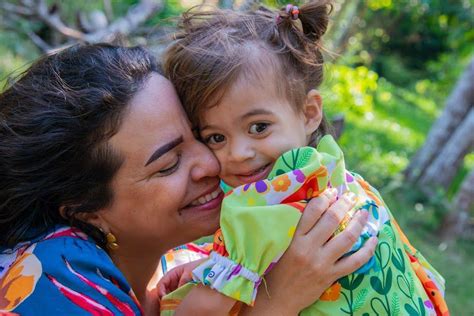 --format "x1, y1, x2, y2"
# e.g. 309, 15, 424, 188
274, 1, 332, 66
298, 1, 332, 42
